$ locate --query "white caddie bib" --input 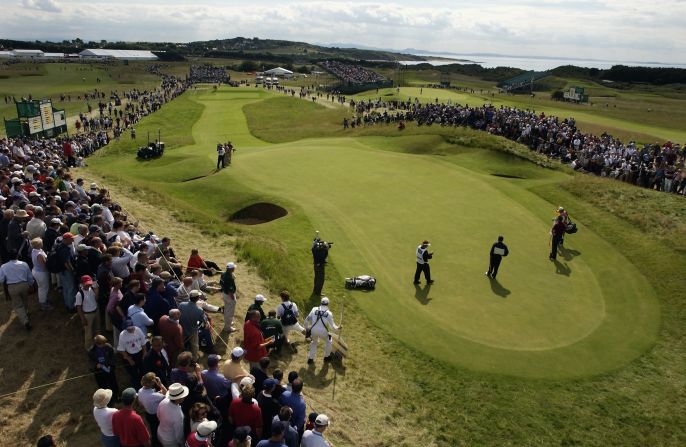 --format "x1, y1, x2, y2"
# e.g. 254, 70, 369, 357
416, 246, 426, 264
